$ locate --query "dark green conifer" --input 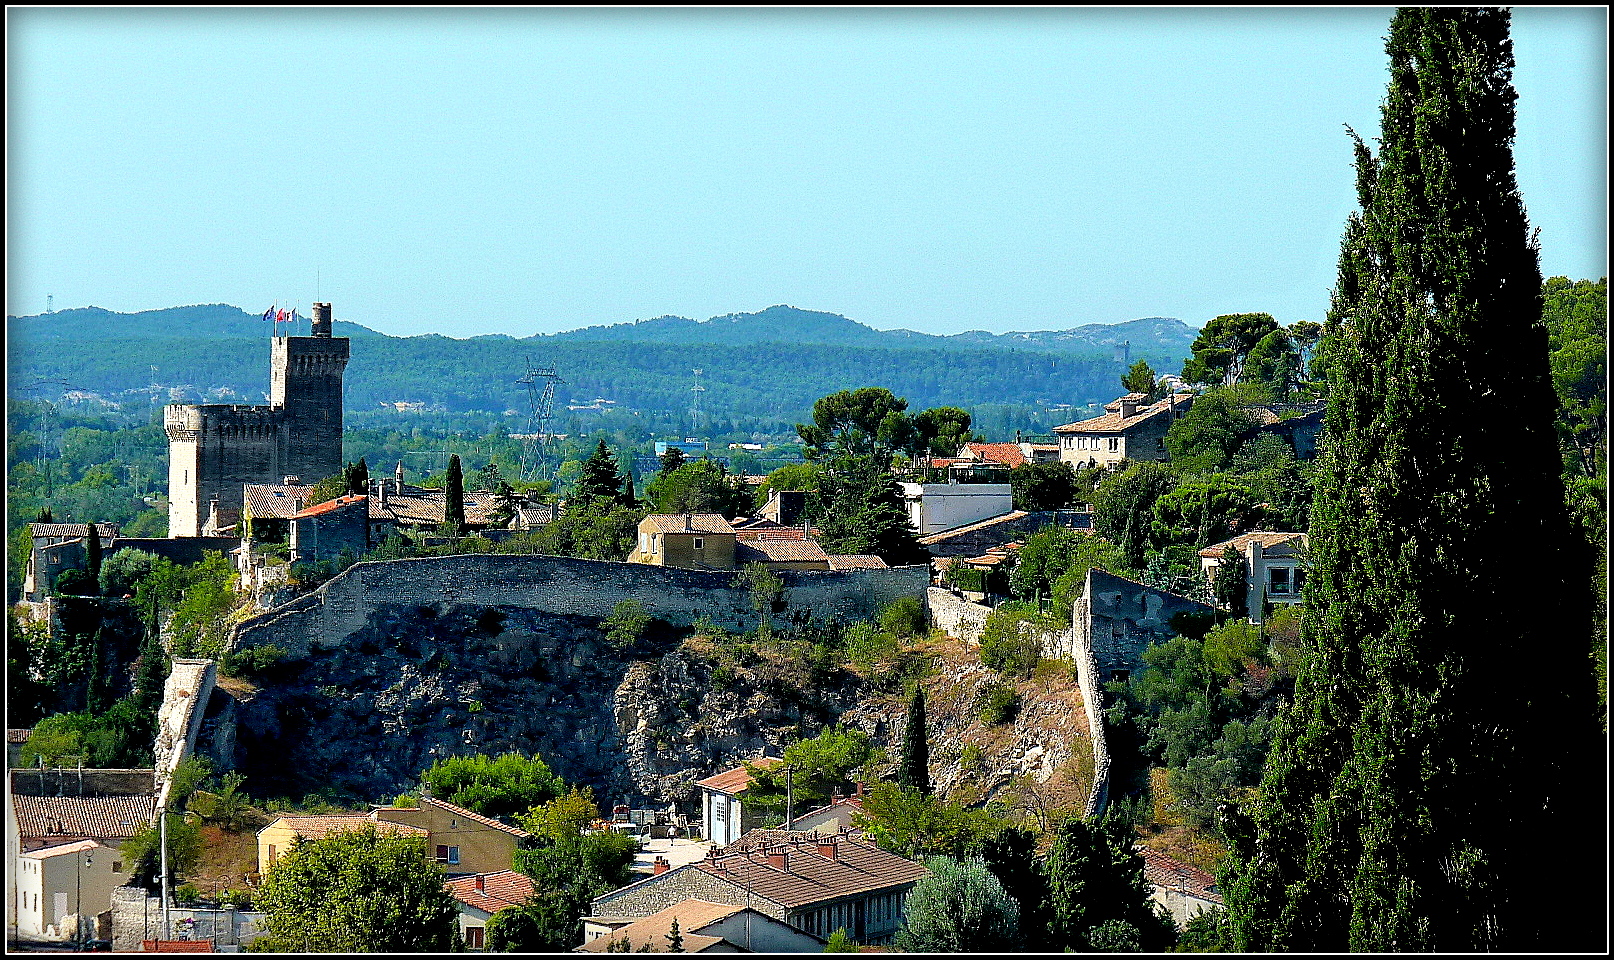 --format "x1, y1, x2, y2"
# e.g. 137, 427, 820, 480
84, 524, 103, 593
1223, 9, 1605, 952
445, 454, 465, 532
897, 685, 931, 796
